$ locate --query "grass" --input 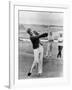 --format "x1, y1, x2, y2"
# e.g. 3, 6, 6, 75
18, 40, 63, 79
